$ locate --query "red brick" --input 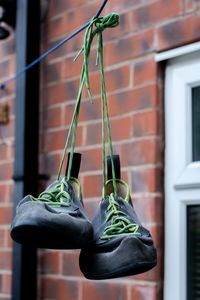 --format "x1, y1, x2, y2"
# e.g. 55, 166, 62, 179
64, 101, 78, 126
83, 65, 131, 98
46, 31, 84, 62
157, 15, 200, 51
5, 229, 12, 249
110, 115, 132, 141
44, 61, 62, 83
84, 115, 132, 146
0, 58, 15, 79
184, 0, 197, 12
0, 206, 12, 225
78, 98, 101, 123
44, 126, 83, 152
44, 129, 65, 152
45, 83, 66, 106
47, 15, 68, 40
121, 139, 162, 167
133, 196, 163, 224
0, 185, 8, 204
81, 147, 102, 172
0, 37, 15, 58
0, 229, 6, 247
134, 58, 157, 85
0, 119, 15, 139
85, 122, 102, 146
133, 110, 160, 137
40, 277, 79, 300
0, 251, 12, 271
48, 0, 103, 36
131, 284, 158, 300
62, 251, 82, 276
103, 12, 132, 42
109, 84, 158, 117
81, 281, 128, 300
42, 153, 61, 176
133, 0, 182, 31
7, 184, 13, 204
2, 274, 11, 294
83, 174, 103, 198
48, 0, 85, 17
105, 29, 155, 65
40, 251, 60, 274
68, 1, 102, 28
63, 47, 102, 80
83, 198, 100, 219
63, 55, 83, 79
2, 98, 15, 117
65, 78, 80, 101
149, 225, 164, 250
43, 106, 62, 129
106, 0, 146, 13
131, 166, 163, 193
